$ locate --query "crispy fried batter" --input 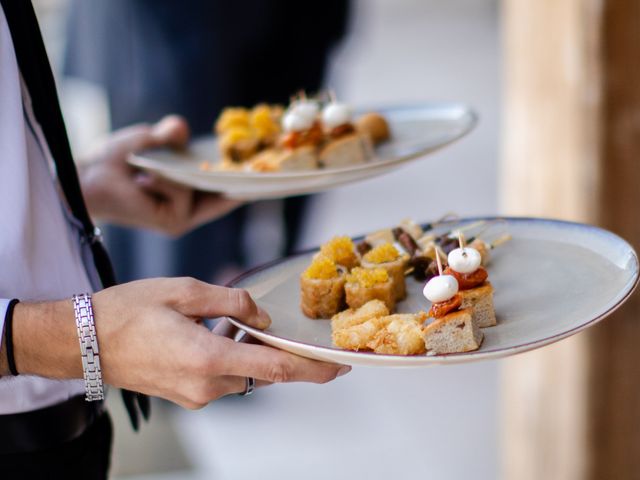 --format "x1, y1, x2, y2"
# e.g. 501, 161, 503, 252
331, 316, 392, 351
331, 299, 389, 331
367, 313, 428, 355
